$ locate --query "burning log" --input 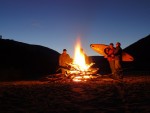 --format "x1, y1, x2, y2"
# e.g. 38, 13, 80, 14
64, 62, 100, 82
66, 62, 99, 75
